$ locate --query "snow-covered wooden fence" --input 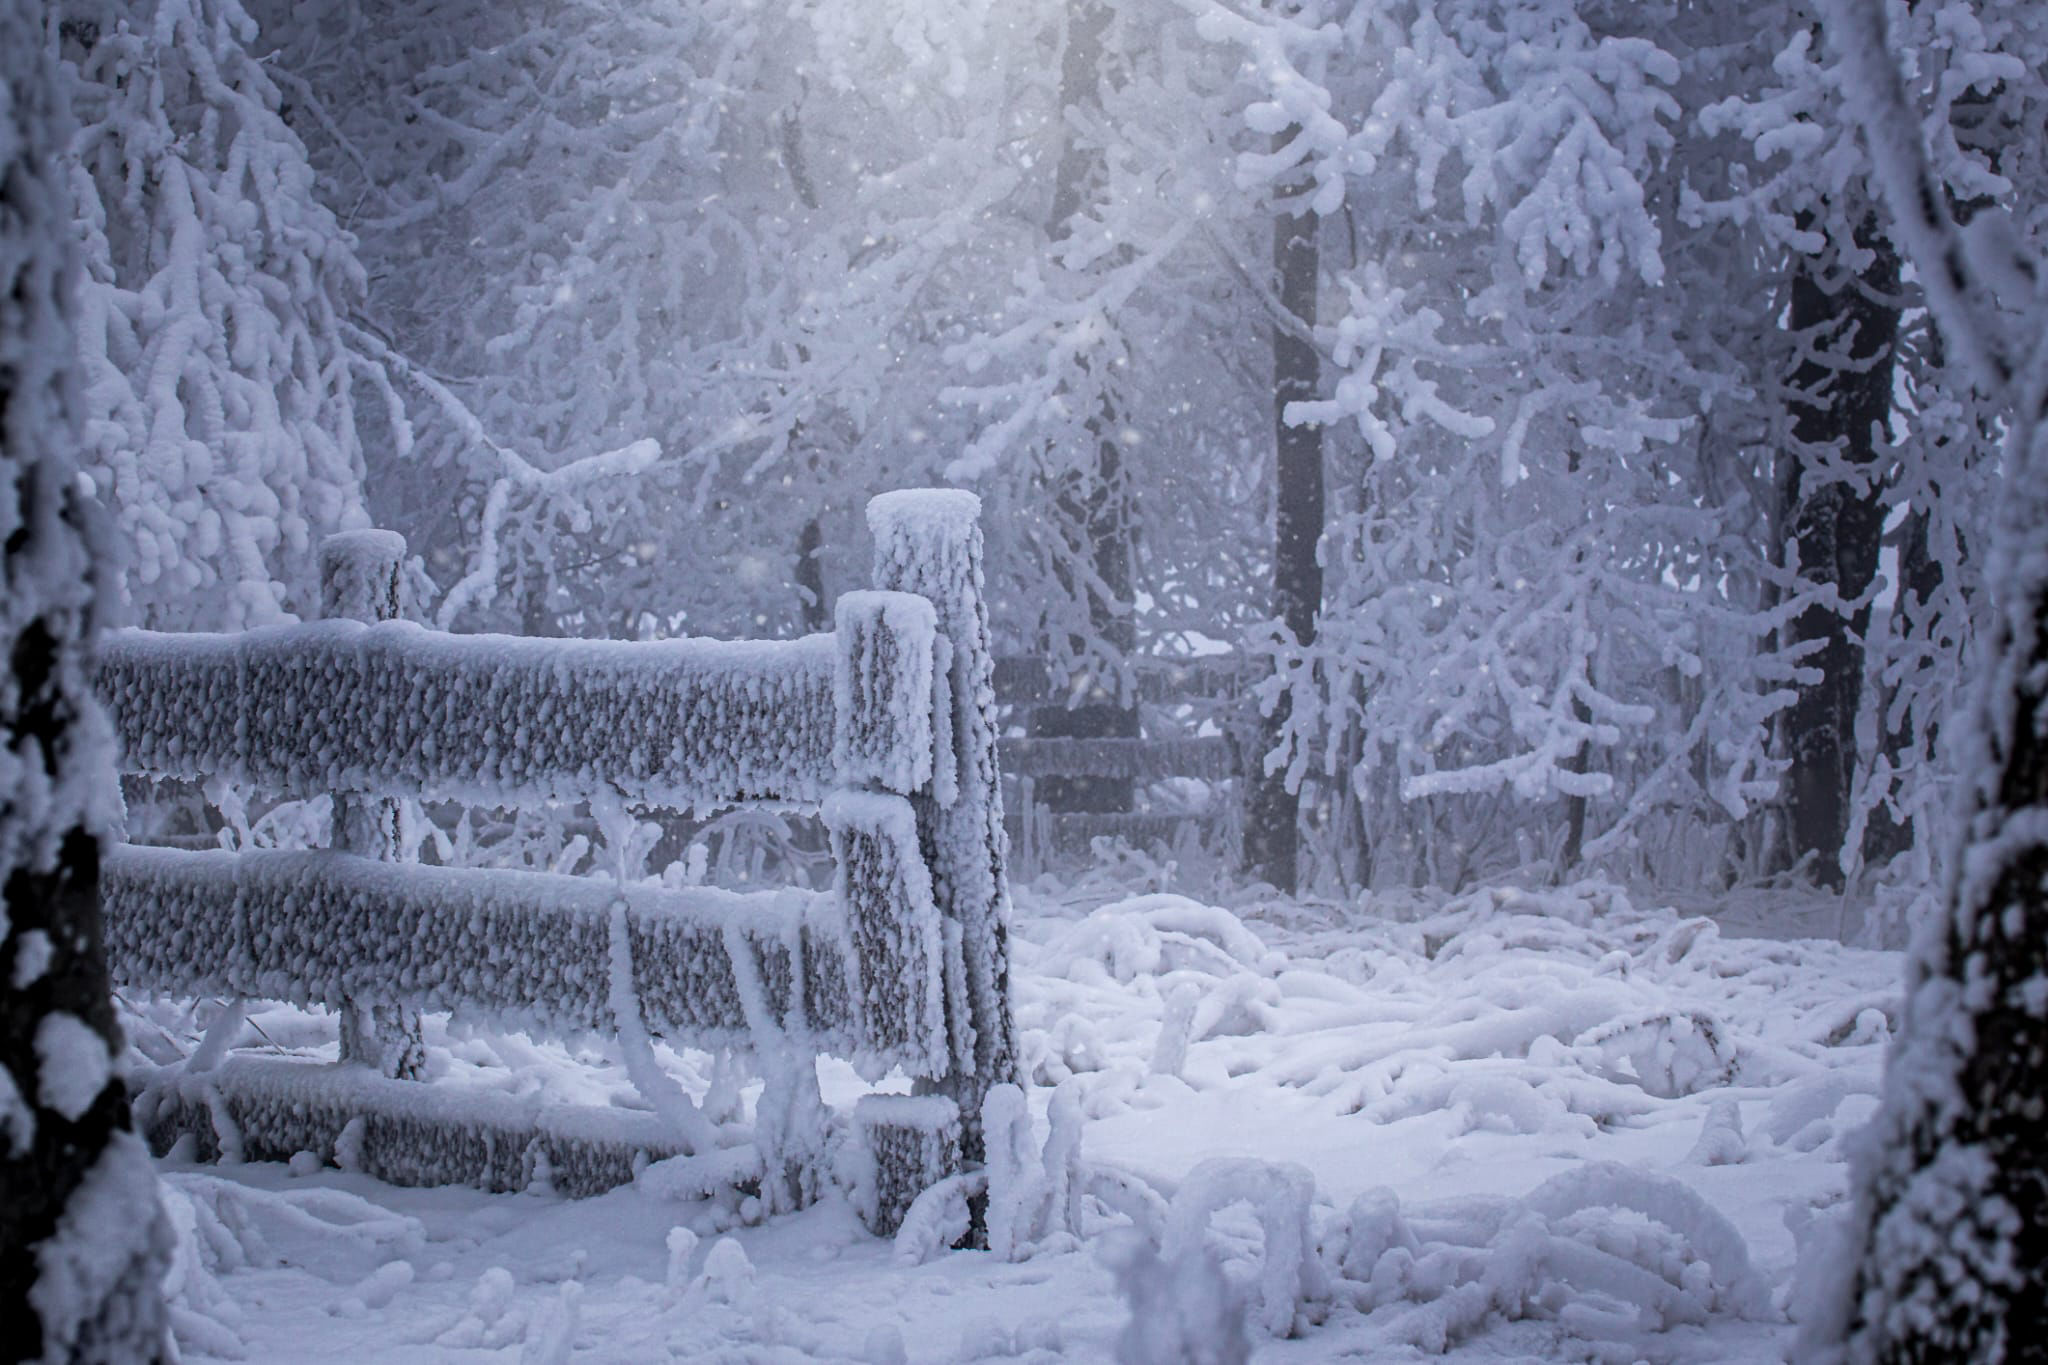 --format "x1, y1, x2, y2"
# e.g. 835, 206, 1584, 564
99, 490, 1015, 1233
994, 655, 1246, 872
